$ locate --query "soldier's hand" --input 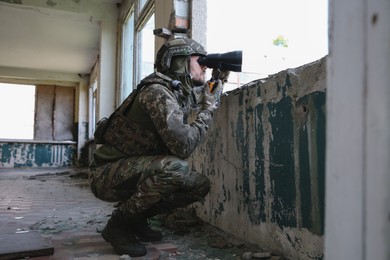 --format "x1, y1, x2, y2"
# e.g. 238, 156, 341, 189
212, 68, 230, 83
202, 79, 223, 113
